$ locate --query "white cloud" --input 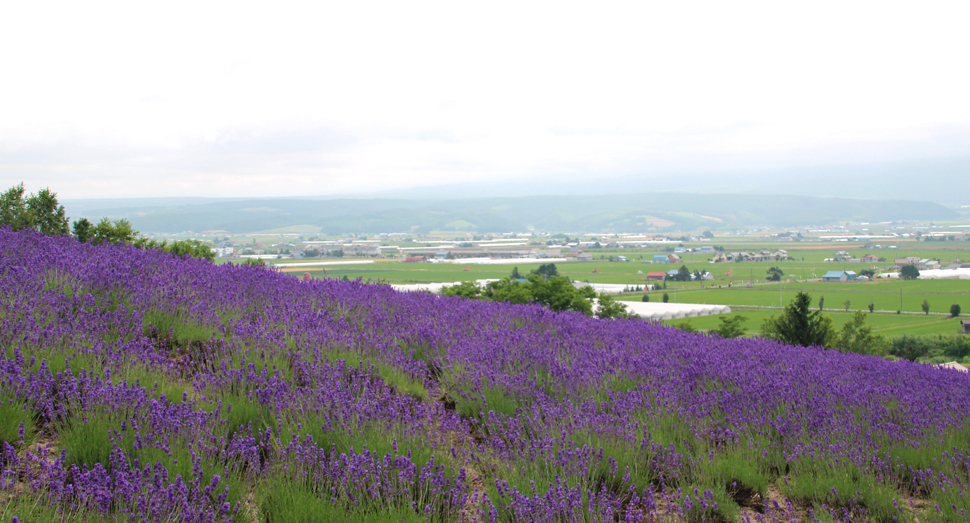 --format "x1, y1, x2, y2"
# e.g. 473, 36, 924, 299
1, 1, 968, 198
